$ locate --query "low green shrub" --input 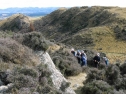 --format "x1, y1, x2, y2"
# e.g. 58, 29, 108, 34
120, 62, 126, 75
0, 38, 38, 66
105, 64, 120, 85
18, 67, 39, 78
81, 80, 113, 94
14, 32, 50, 51
85, 68, 106, 83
